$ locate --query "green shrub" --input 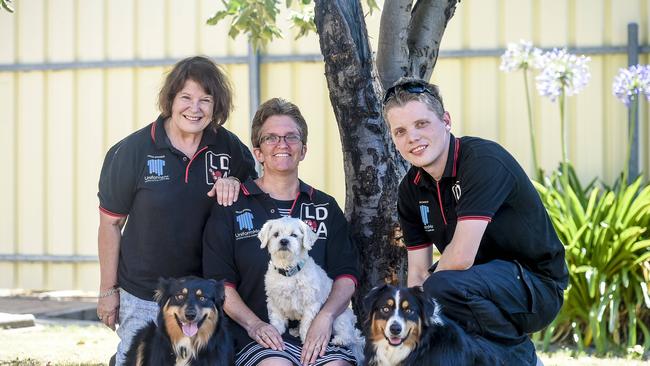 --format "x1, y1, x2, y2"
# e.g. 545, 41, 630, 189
534, 164, 650, 355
